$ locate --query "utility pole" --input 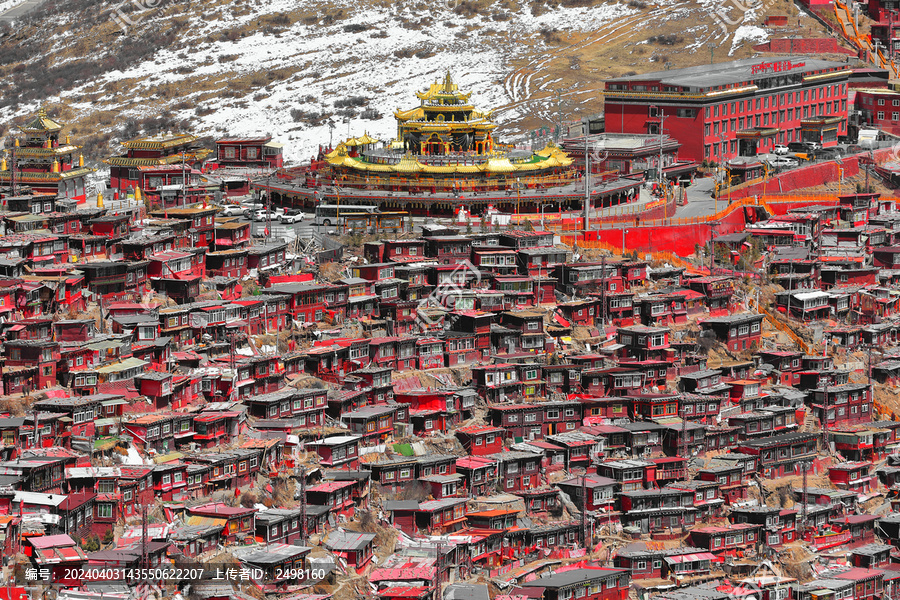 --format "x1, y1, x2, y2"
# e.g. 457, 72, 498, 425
229, 332, 236, 380
787, 263, 794, 318
801, 459, 809, 534
141, 504, 149, 570
181, 151, 187, 207
581, 472, 588, 548
822, 378, 829, 452
584, 137, 591, 237
868, 343, 875, 420
601, 256, 608, 328
10, 141, 16, 196
657, 112, 668, 188
865, 149, 873, 193
298, 464, 308, 544
435, 539, 445, 599
266, 173, 272, 243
